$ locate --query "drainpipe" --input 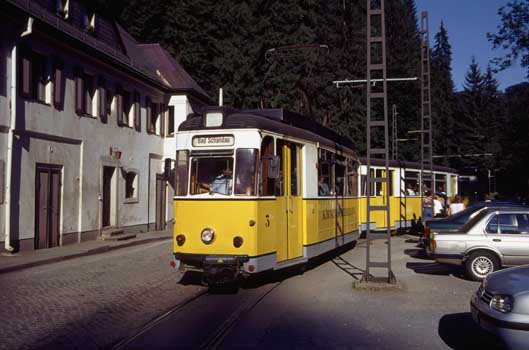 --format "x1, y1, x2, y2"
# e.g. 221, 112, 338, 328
5, 17, 33, 253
